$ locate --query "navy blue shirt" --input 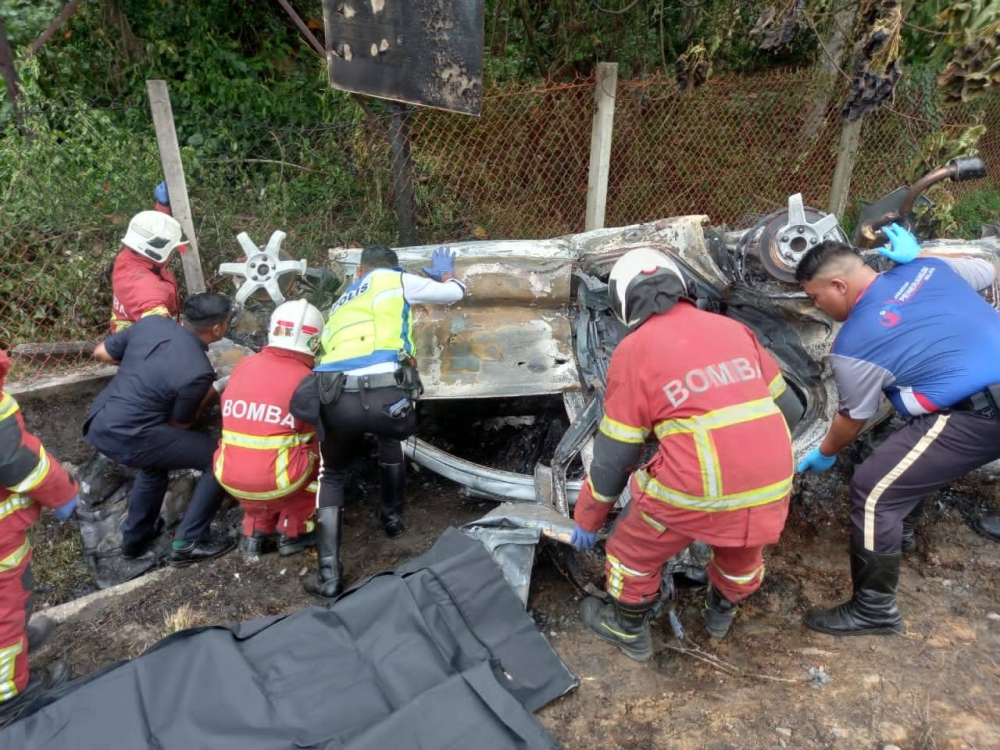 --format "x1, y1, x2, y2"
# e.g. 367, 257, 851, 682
85, 316, 215, 442
830, 256, 1000, 418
